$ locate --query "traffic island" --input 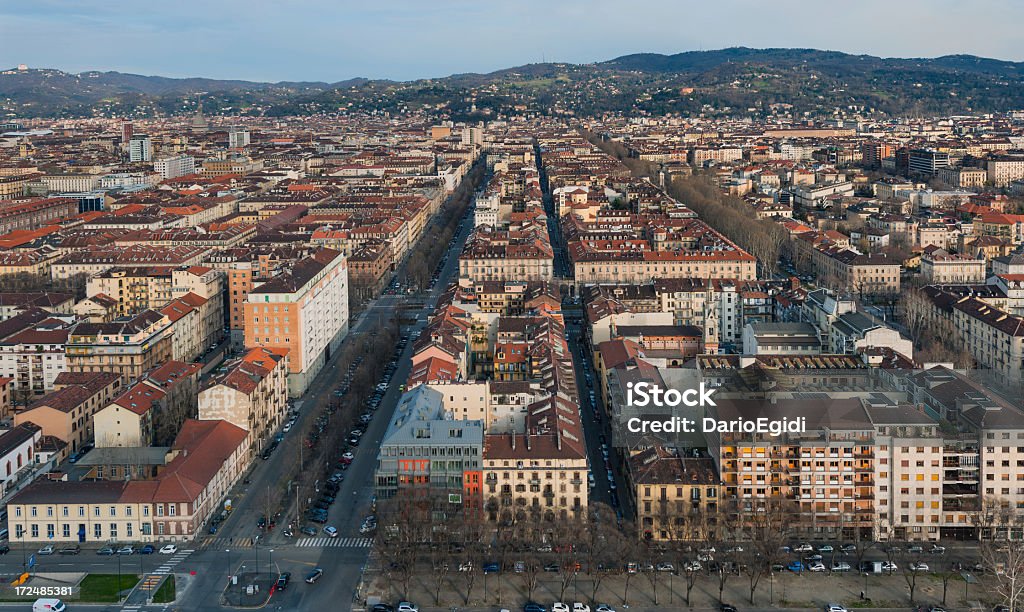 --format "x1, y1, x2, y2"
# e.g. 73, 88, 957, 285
221, 571, 276, 608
